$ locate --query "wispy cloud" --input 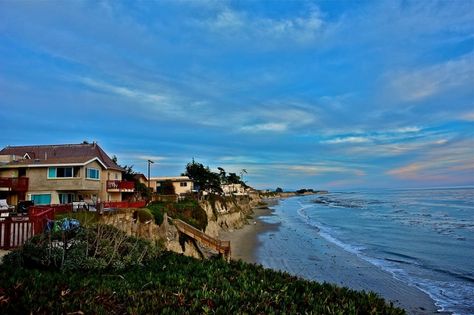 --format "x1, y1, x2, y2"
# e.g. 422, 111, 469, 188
386, 138, 474, 182
322, 136, 370, 144
386, 53, 474, 102
459, 111, 474, 122
287, 164, 365, 177
240, 122, 287, 133
201, 6, 325, 45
